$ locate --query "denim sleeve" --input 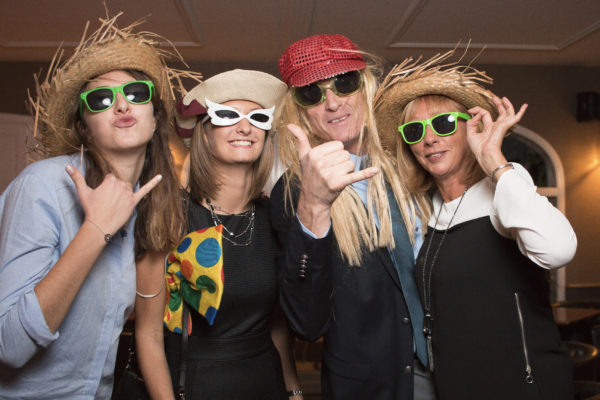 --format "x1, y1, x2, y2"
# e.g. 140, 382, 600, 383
298, 216, 331, 239
0, 172, 61, 368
